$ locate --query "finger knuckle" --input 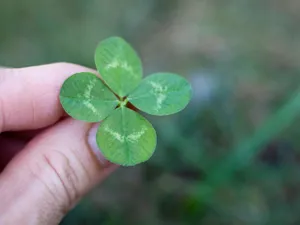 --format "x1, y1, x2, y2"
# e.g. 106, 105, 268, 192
28, 149, 81, 211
